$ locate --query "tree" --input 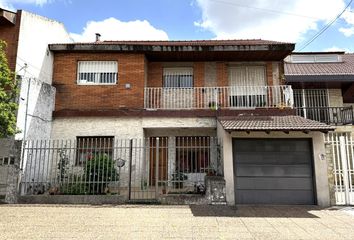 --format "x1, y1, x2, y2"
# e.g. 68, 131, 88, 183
0, 40, 19, 138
